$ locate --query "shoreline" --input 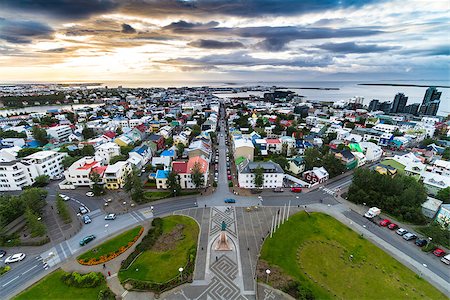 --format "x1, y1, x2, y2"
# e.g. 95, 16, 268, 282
359, 83, 450, 88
